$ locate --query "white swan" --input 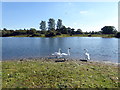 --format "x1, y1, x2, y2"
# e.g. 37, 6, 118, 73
52, 48, 61, 56
61, 48, 71, 56
84, 49, 90, 60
